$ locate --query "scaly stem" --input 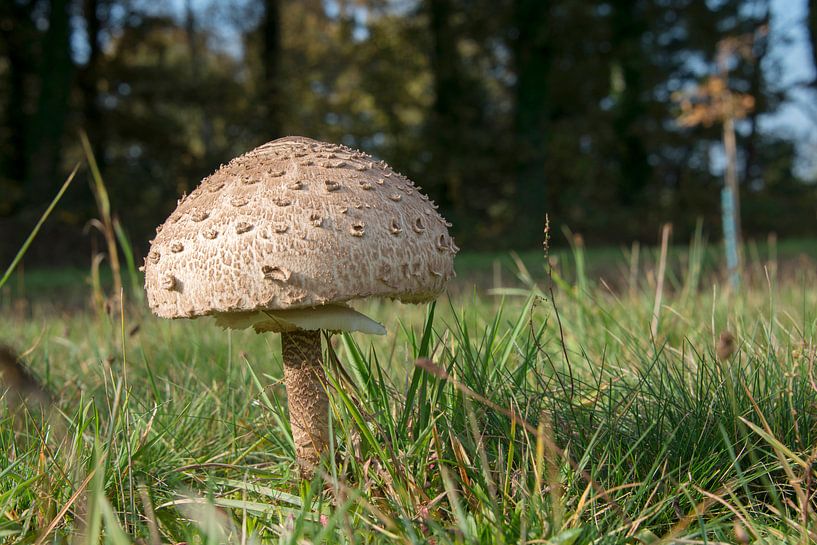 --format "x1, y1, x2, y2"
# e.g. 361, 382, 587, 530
282, 330, 328, 478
